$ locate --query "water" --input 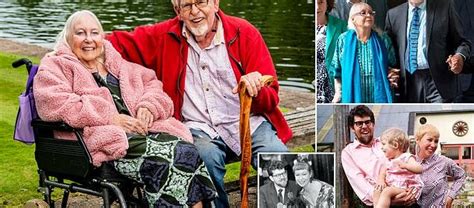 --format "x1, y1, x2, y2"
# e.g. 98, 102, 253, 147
0, 0, 315, 91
